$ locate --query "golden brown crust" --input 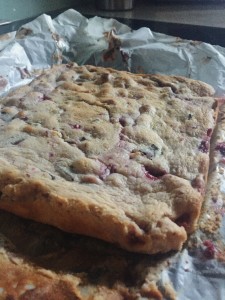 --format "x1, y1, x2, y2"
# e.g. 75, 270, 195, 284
0, 64, 217, 254
0, 249, 82, 300
0, 209, 168, 300
0, 247, 132, 300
